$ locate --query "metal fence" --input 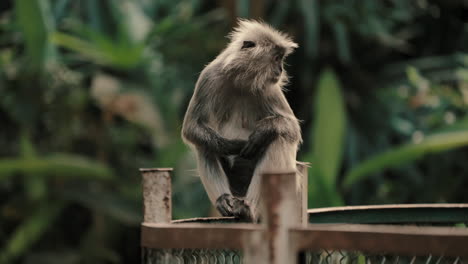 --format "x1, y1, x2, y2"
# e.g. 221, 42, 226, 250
142, 248, 243, 264
140, 167, 468, 264
302, 251, 464, 264
142, 249, 466, 264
